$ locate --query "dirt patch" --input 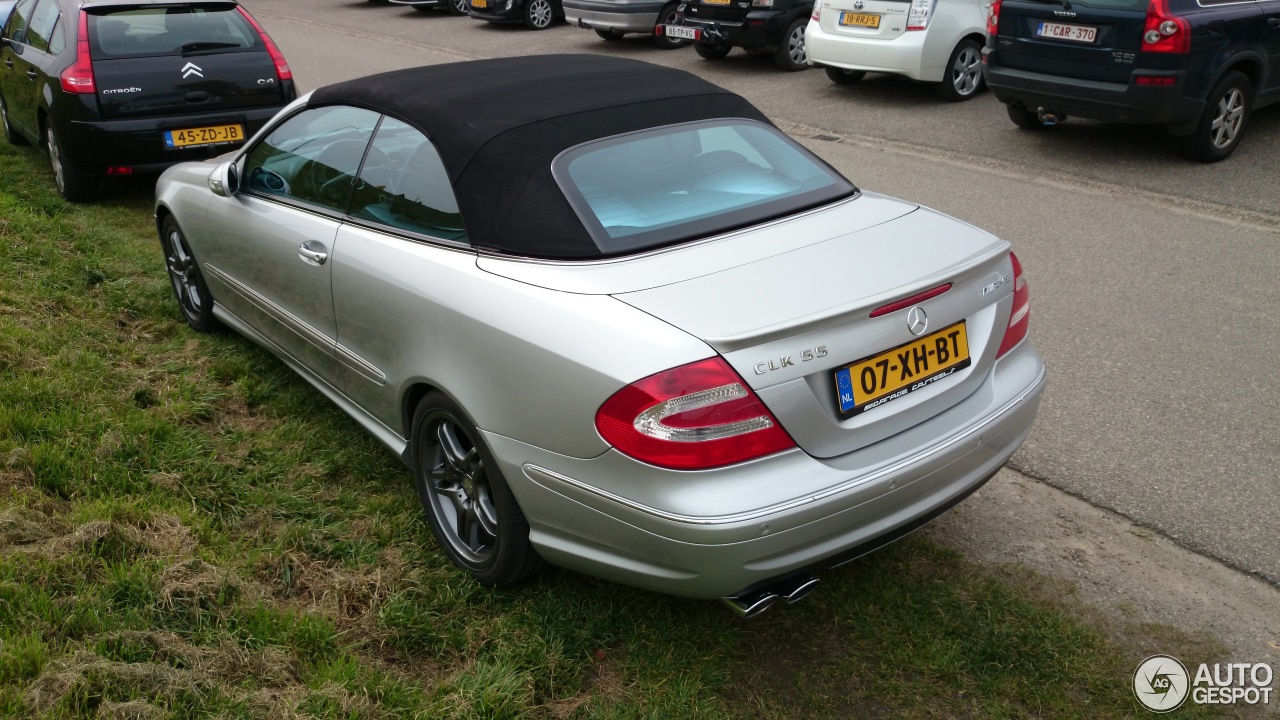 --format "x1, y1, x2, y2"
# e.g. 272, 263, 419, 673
256, 547, 416, 626
0, 509, 197, 558
926, 468, 1280, 717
